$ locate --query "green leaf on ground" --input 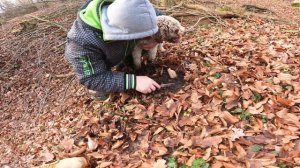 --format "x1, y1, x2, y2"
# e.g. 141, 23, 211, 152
251, 92, 262, 102
191, 158, 209, 168
212, 72, 221, 79
251, 144, 263, 152
168, 157, 178, 168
